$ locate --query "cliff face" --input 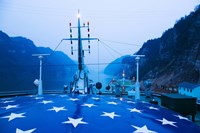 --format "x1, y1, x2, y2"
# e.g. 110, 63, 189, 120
105, 5, 200, 87
142, 7, 200, 86
0, 31, 76, 91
